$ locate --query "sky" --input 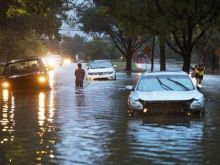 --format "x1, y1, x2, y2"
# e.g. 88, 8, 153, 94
59, 0, 88, 37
